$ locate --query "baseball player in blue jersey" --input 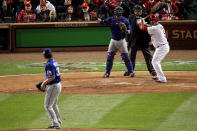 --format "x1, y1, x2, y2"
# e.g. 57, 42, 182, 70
97, 6, 134, 78
41, 48, 62, 129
